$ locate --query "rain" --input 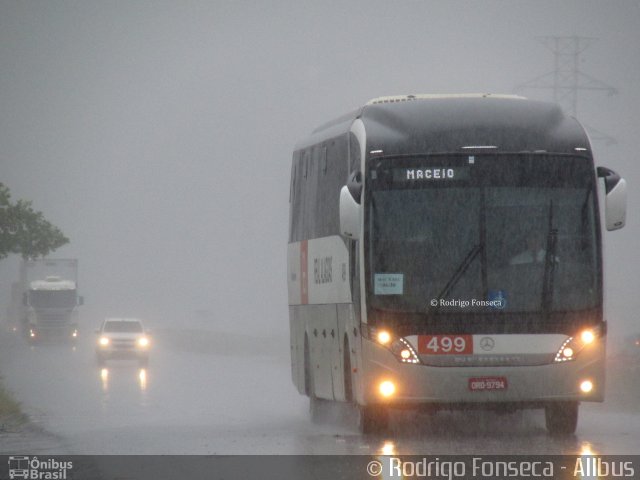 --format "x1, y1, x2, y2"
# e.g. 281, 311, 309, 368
0, 0, 639, 475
